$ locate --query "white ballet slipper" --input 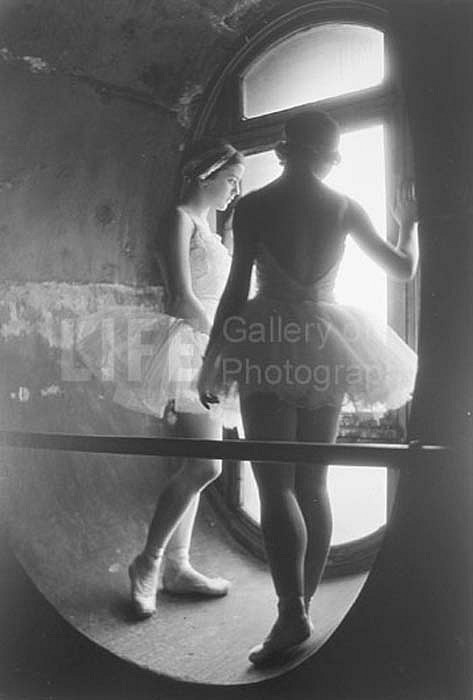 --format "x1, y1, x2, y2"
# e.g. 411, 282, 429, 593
161, 559, 230, 597
128, 554, 161, 619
